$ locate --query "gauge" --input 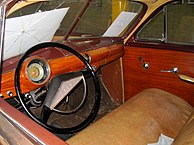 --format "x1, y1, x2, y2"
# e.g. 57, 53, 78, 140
26, 58, 50, 84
